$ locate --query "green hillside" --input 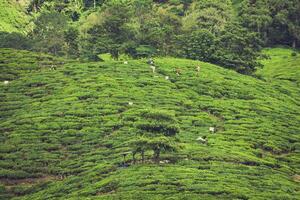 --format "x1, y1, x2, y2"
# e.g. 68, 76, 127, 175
258, 48, 300, 83
257, 48, 300, 101
0, 48, 299, 199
